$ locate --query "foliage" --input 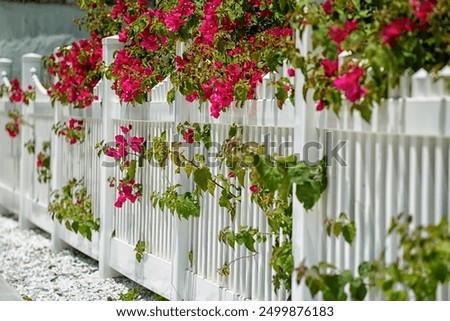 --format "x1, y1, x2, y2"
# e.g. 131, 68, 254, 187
36, 141, 52, 184
288, 0, 450, 121
48, 178, 99, 240
146, 123, 327, 292
296, 215, 450, 301
24, 139, 35, 154
134, 240, 146, 263
96, 124, 143, 208
4, 109, 24, 138
44, 36, 103, 109
0, 78, 35, 105
104, 0, 296, 116
324, 213, 356, 244
53, 118, 86, 145
118, 288, 140, 301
